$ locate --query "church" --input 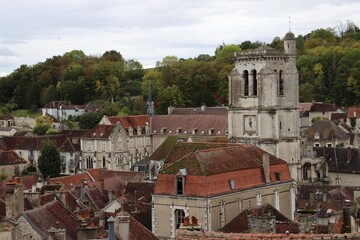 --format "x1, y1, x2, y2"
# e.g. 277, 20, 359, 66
228, 31, 302, 181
